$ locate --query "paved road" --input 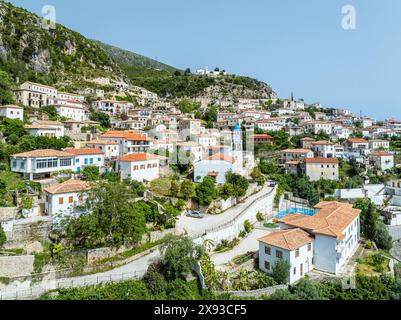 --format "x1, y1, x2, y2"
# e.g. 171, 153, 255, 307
1, 184, 275, 299
176, 185, 274, 236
